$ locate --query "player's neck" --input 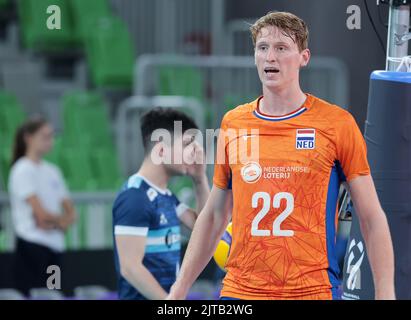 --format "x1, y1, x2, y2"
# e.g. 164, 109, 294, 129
137, 159, 169, 191
260, 85, 307, 116
25, 150, 42, 164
